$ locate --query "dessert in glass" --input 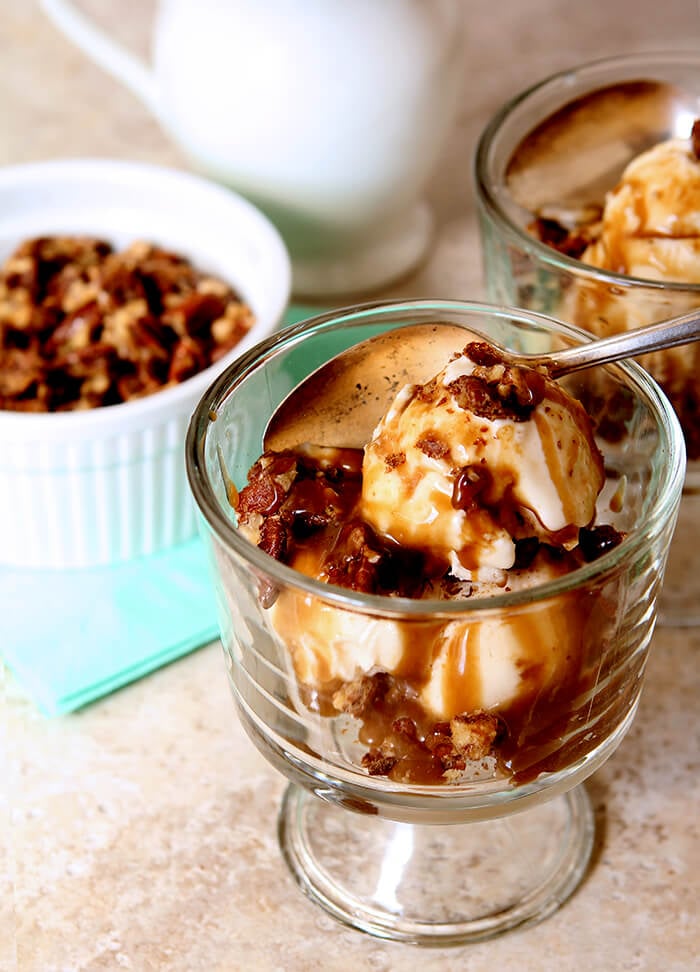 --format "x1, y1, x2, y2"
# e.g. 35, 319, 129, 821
186, 300, 683, 944
474, 51, 700, 625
